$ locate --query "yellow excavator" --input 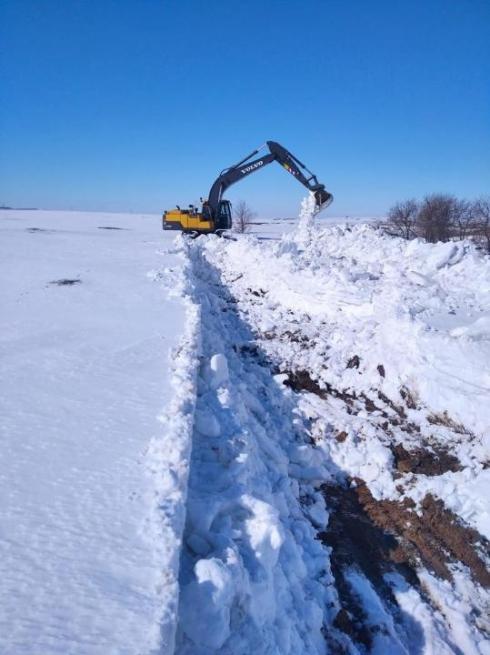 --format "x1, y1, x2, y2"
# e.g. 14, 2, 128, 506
162, 141, 333, 235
